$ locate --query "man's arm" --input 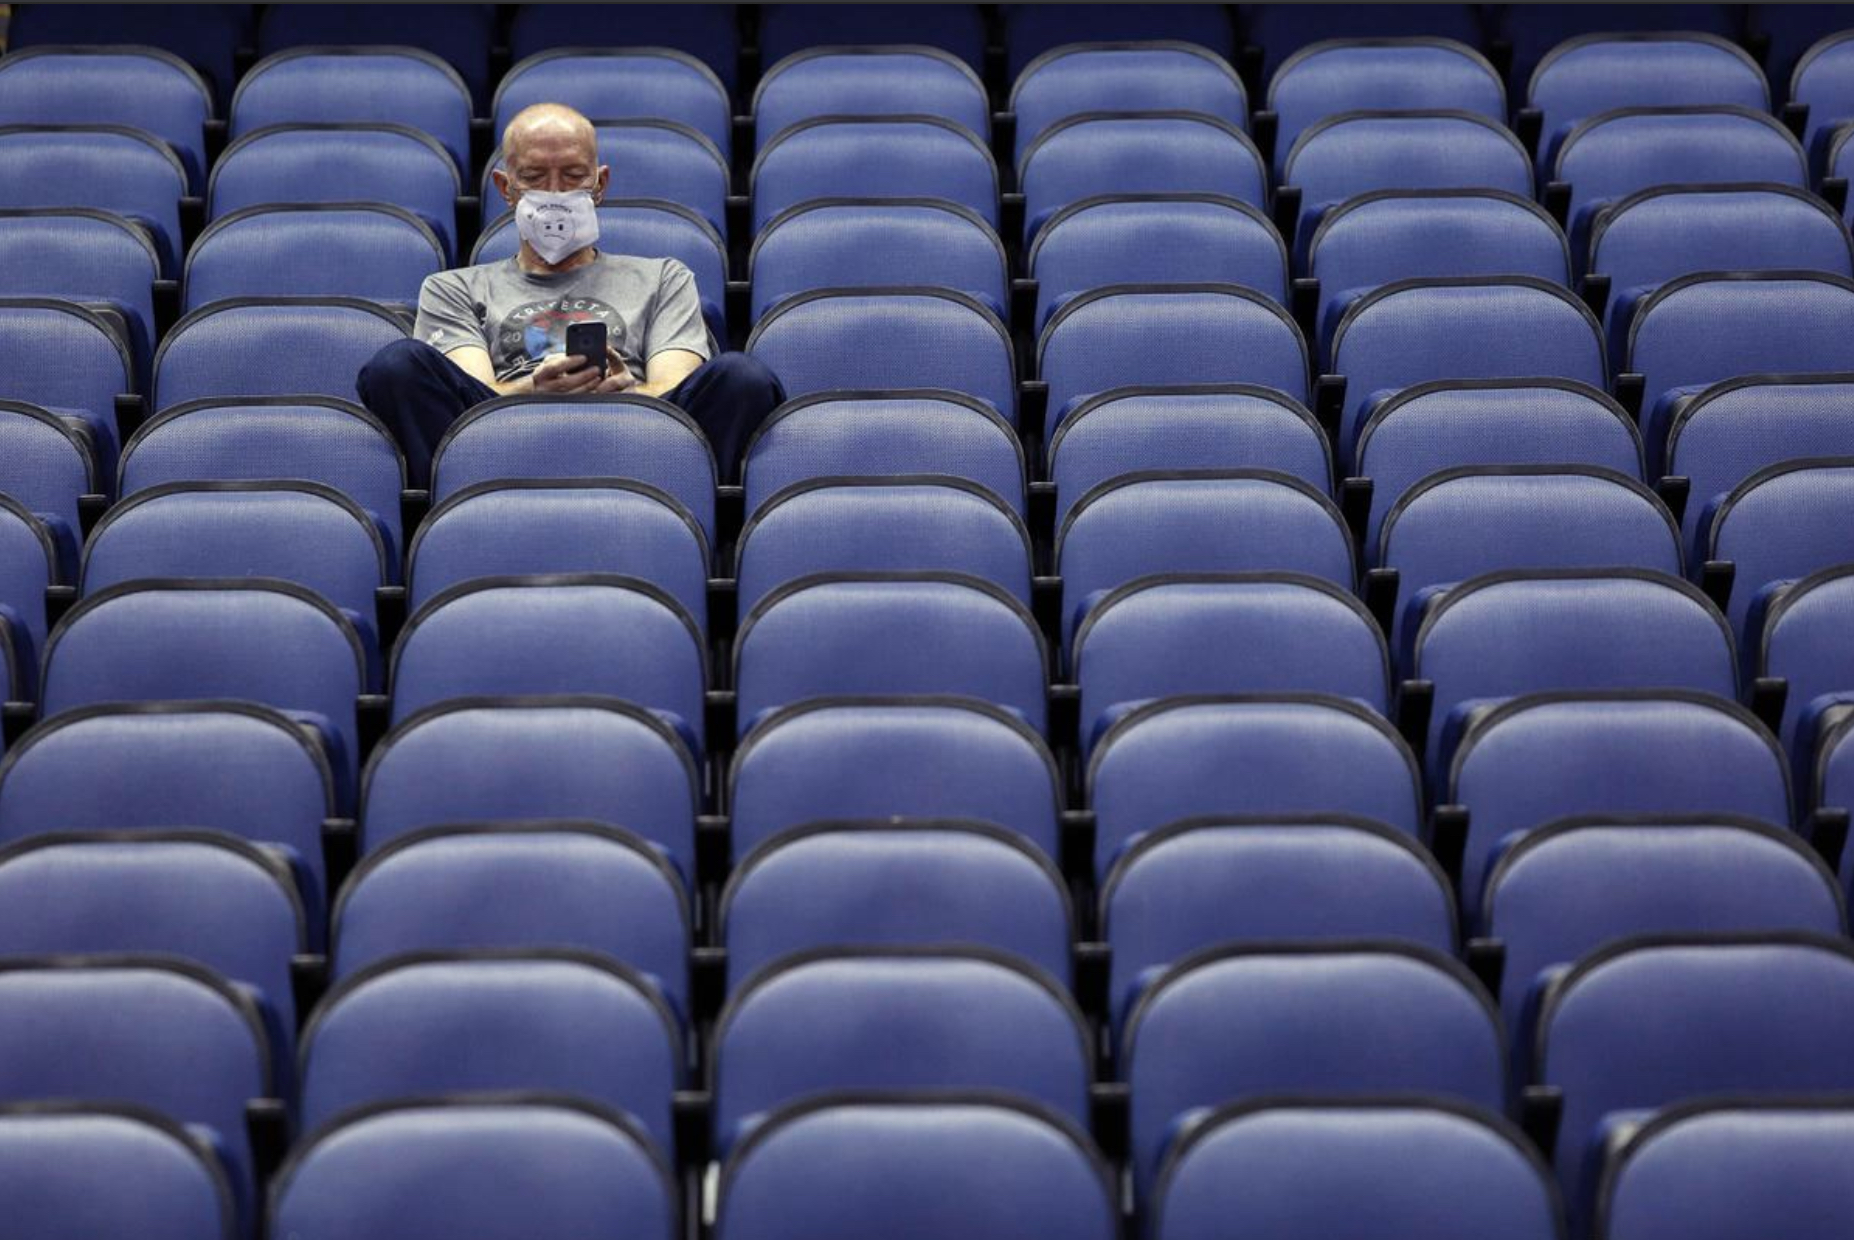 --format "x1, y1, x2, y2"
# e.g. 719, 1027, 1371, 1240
446, 343, 635, 396
634, 261, 711, 397
635, 348, 703, 398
